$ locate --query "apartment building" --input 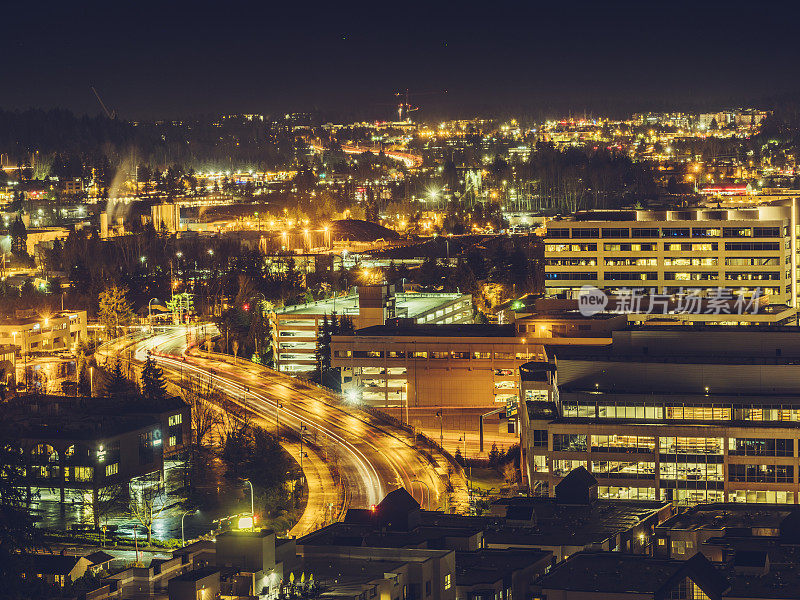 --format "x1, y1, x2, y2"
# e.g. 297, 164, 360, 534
0, 309, 88, 353
543, 207, 796, 306
332, 314, 623, 442
520, 327, 800, 506
273, 284, 472, 373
